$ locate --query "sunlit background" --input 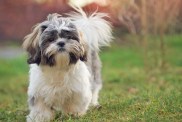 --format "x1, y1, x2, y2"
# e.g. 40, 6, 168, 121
0, 0, 182, 121
0, 0, 181, 42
